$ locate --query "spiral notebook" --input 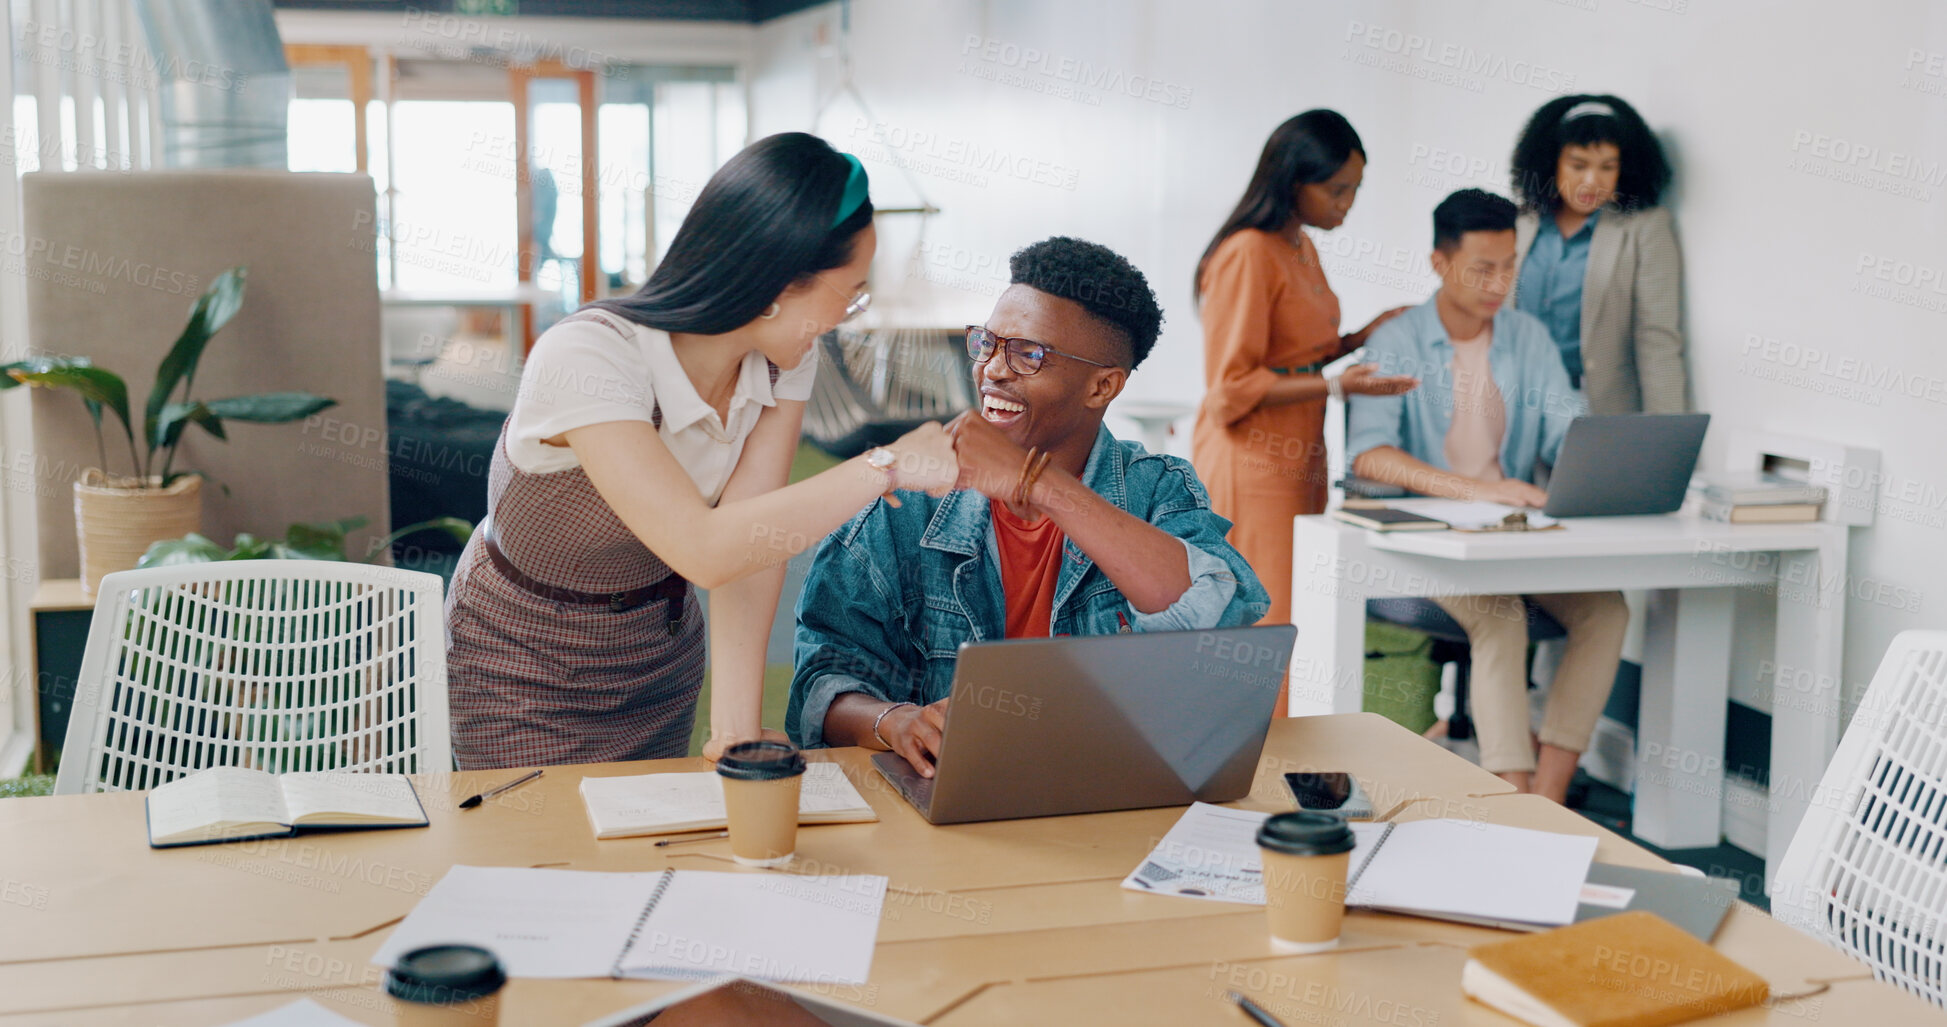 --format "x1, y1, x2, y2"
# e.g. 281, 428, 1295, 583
370, 865, 886, 984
